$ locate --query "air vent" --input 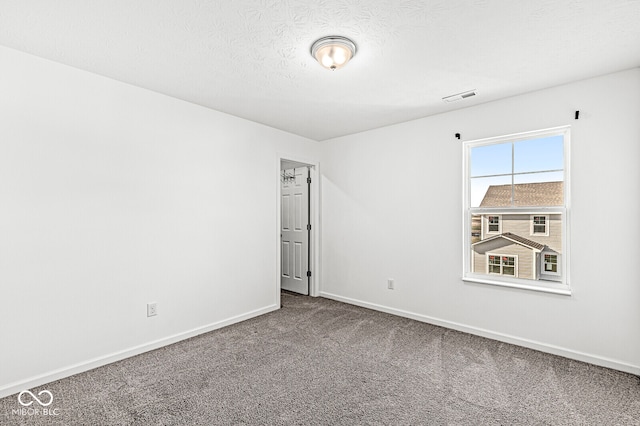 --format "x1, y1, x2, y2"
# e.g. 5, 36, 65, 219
442, 90, 477, 103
